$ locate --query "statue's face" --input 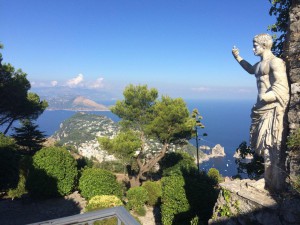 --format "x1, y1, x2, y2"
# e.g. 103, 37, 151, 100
253, 42, 264, 56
